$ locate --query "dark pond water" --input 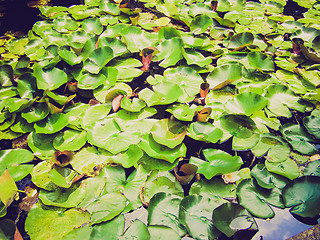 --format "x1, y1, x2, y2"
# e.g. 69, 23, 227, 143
0, 0, 317, 239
